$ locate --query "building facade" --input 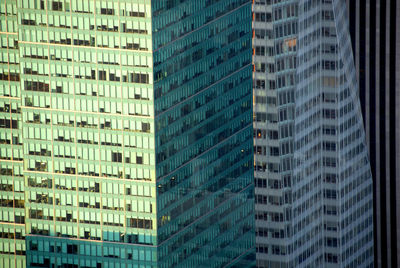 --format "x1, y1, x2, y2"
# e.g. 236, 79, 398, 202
253, 0, 297, 266
346, 0, 400, 267
253, 0, 374, 267
0, 0, 255, 267
152, 1, 255, 267
0, 0, 26, 267
292, 0, 373, 266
